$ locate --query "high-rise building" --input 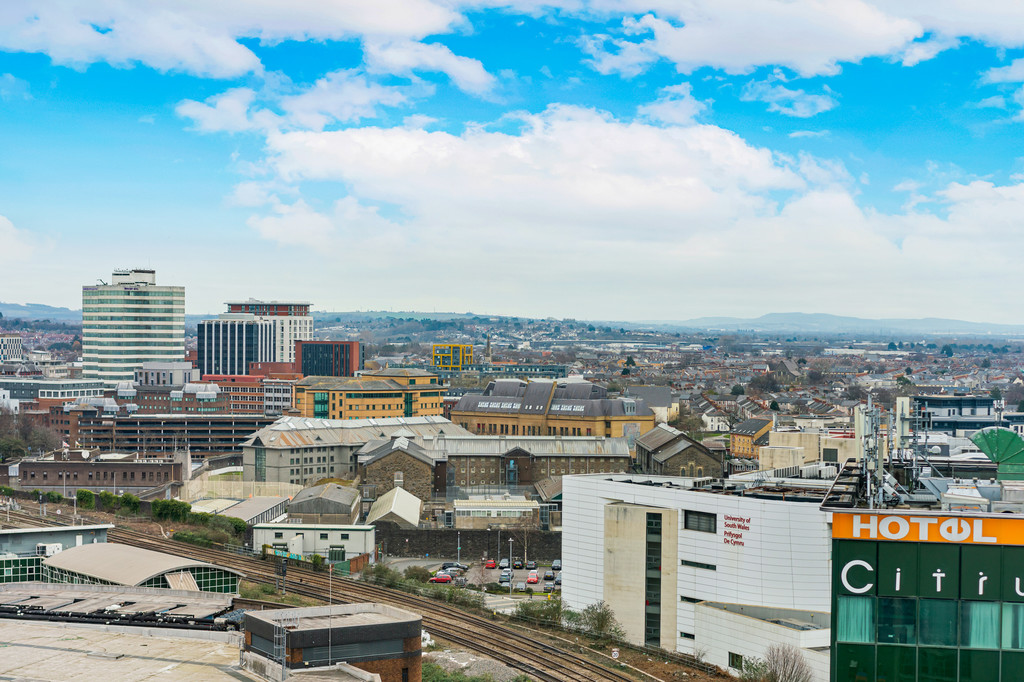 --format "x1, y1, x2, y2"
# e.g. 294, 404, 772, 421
295, 340, 361, 377
224, 300, 312, 364
82, 269, 185, 387
197, 314, 275, 376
